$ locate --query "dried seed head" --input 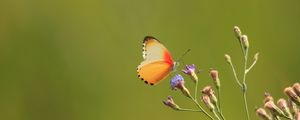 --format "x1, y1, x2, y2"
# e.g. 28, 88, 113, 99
284, 87, 300, 105
277, 98, 288, 110
277, 98, 293, 119
201, 86, 217, 104
287, 99, 298, 115
264, 92, 274, 103
264, 101, 285, 117
255, 108, 272, 120
293, 83, 300, 96
202, 95, 215, 111
296, 111, 300, 120
202, 86, 214, 96
209, 69, 220, 88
